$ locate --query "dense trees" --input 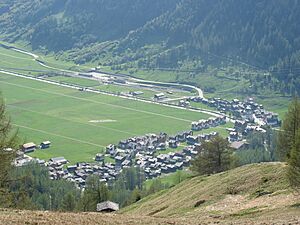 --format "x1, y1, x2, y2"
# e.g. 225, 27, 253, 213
1, 1, 299, 95
8, 164, 81, 211
191, 136, 233, 175
0, 0, 178, 51
236, 129, 278, 165
110, 167, 145, 207
78, 175, 110, 211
